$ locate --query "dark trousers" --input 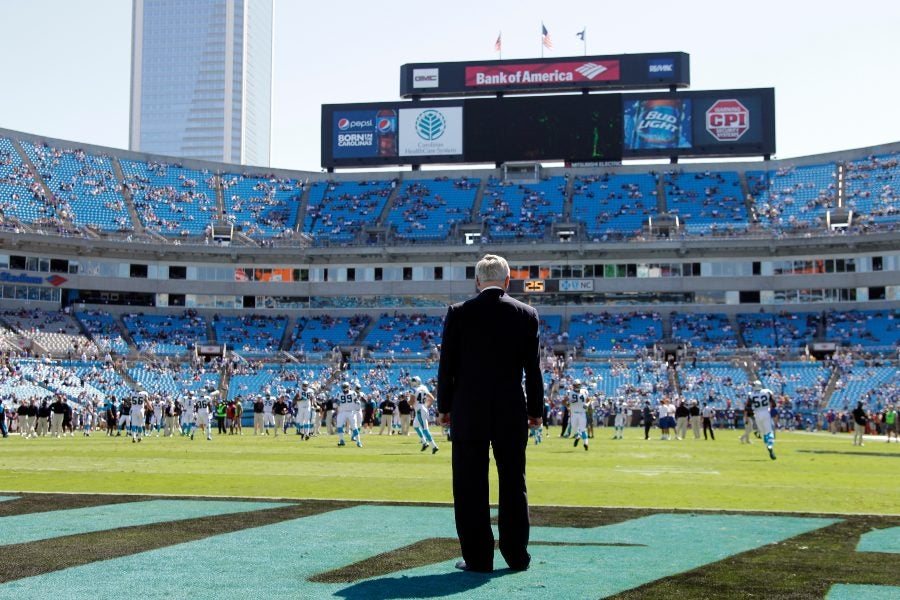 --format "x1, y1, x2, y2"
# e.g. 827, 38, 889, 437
452, 438, 530, 571
644, 422, 652, 439
703, 419, 715, 440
